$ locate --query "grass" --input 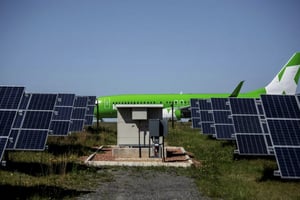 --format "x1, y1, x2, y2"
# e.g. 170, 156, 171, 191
166, 122, 300, 200
0, 122, 299, 199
